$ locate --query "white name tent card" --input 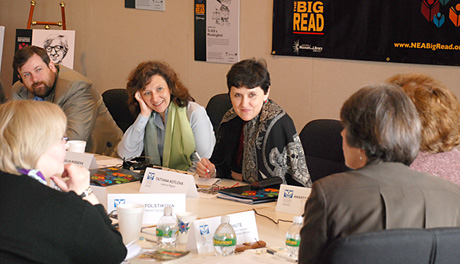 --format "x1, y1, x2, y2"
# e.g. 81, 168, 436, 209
186, 210, 259, 254
139, 167, 199, 198
107, 193, 186, 225
64, 151, 98, 170
276, 184, 312, 215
